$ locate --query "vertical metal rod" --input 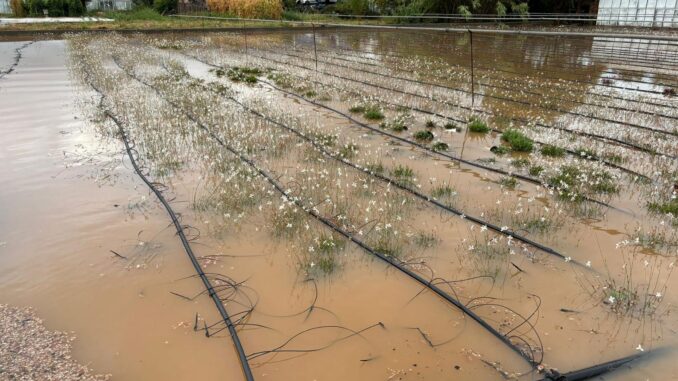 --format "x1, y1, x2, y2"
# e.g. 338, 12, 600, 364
312, 23, 318, 72
468, 29, 475, 111
243, 19, 248, 59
